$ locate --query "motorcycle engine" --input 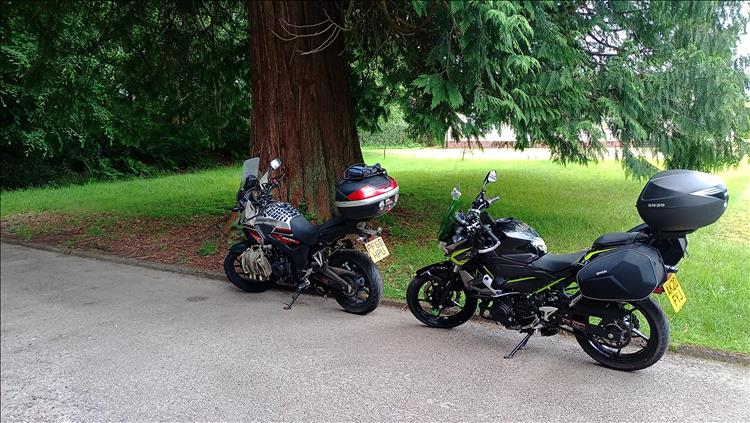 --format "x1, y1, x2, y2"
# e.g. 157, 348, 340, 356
490, 296, 537, 330
240, 246, 273, 281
